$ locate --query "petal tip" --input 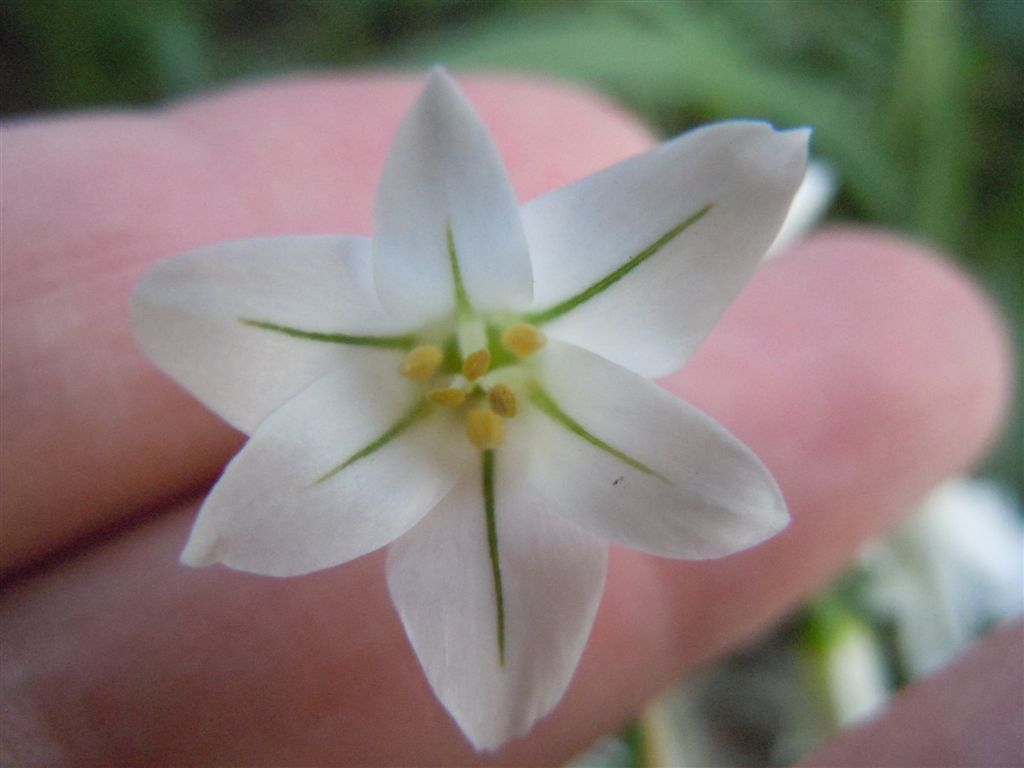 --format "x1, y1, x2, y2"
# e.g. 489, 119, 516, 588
741, 121, 811, 163
780, 125, 812, 161
788, 125, 813, 152
423, 65, 463, 104
426, 64, 454, 83
747, 486, 792, 547
456, 713, 533, 754
769, 495, 792, 535
179, 535, 222, 568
